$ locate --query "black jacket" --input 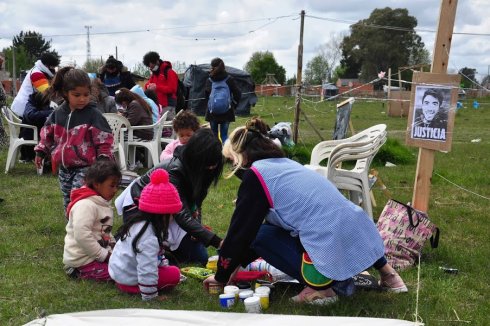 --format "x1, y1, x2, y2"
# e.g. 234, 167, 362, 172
130, 146, 222, 248
204, 71, 241, 123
